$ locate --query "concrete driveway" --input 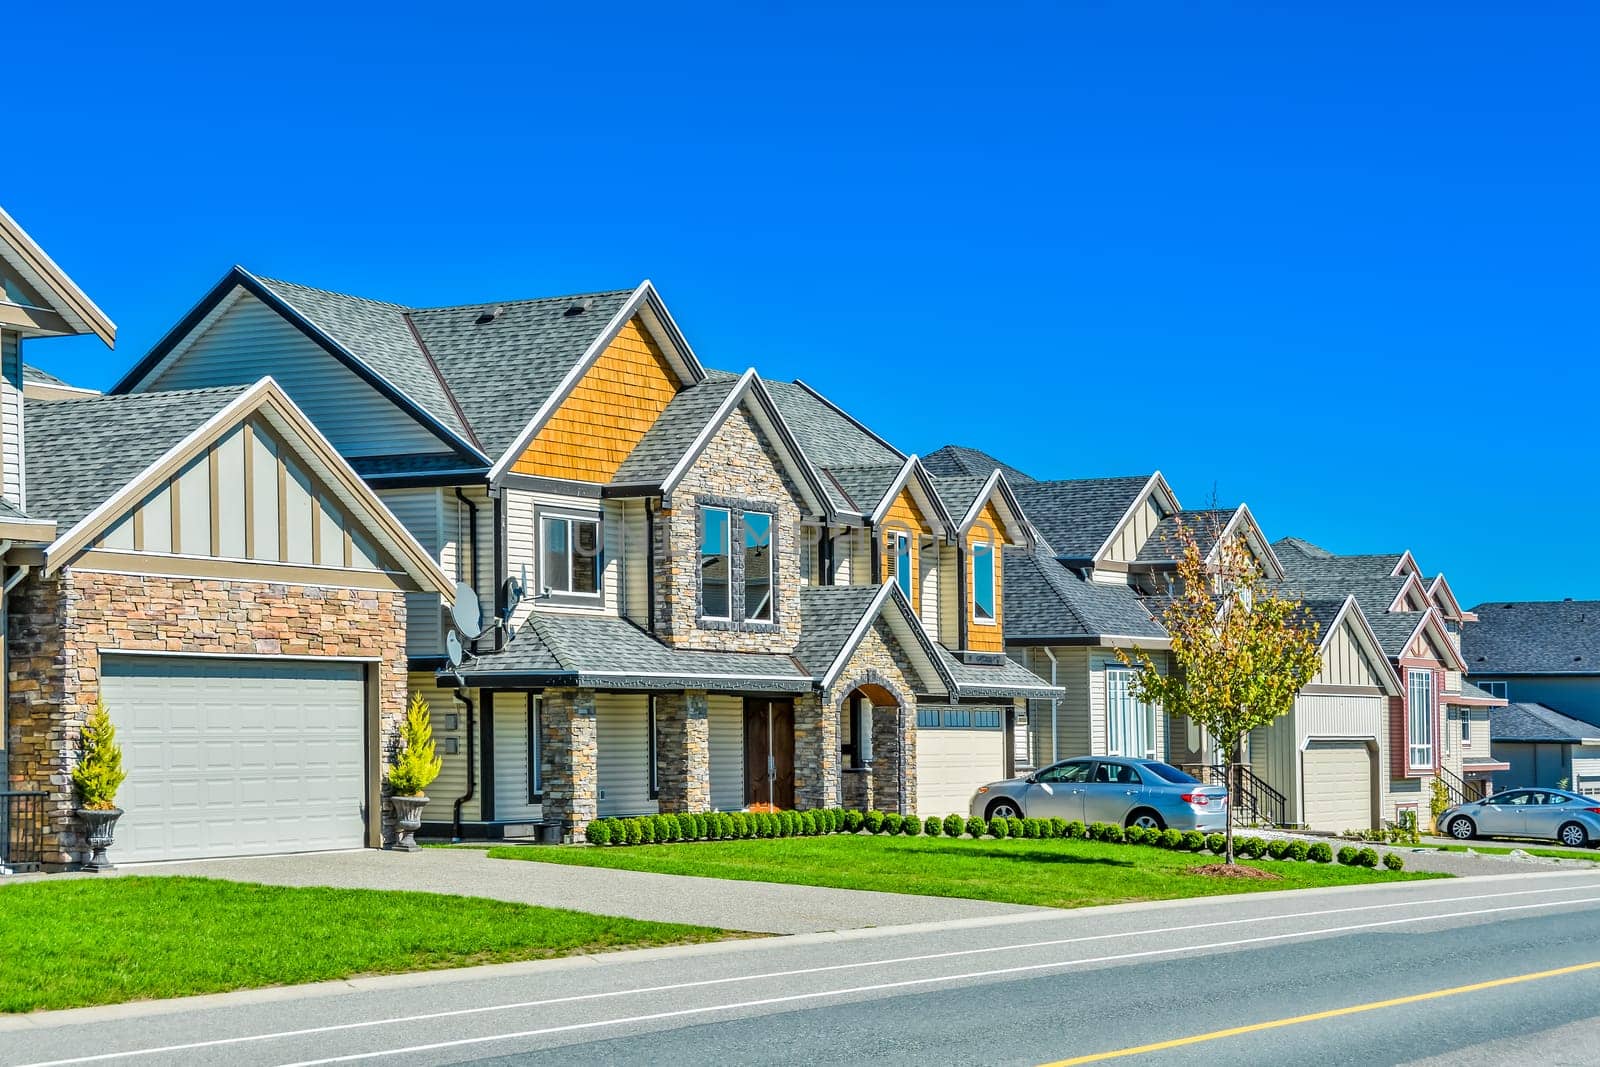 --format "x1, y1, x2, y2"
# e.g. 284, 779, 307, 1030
112, 847, 1043, 934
